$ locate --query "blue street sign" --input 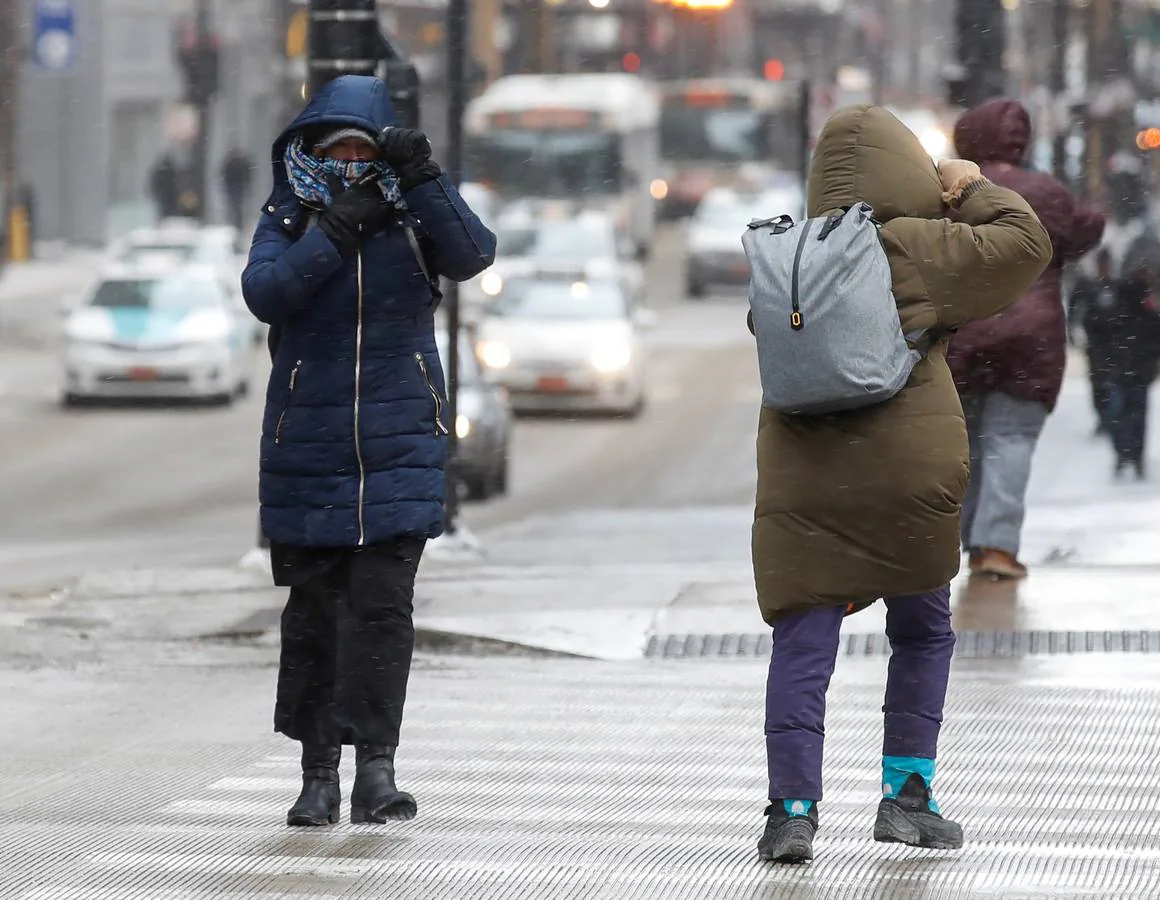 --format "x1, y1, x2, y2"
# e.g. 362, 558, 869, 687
31, 0, 76, 72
